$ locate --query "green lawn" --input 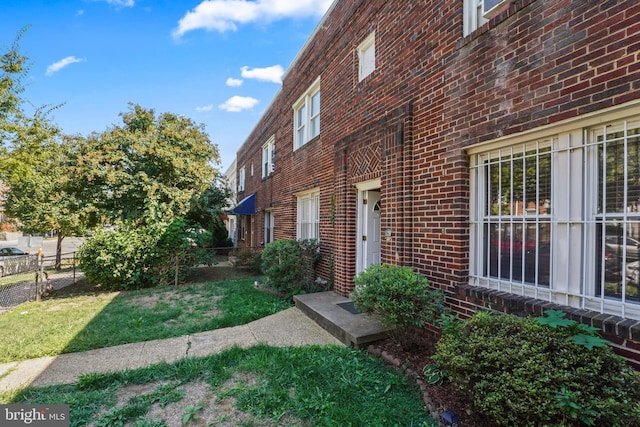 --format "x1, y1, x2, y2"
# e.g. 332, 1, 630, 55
0, 271, 436, 426
0, 276, 289, 363
2, 345, 434, 427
